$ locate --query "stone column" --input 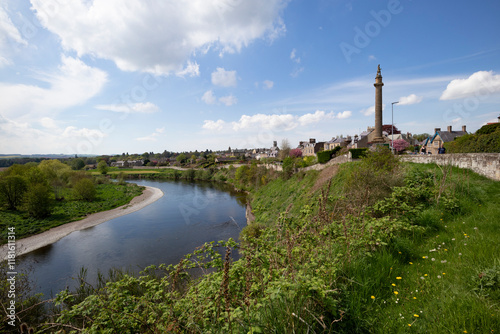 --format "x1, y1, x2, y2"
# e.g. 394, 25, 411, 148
373, 65, 384, 143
